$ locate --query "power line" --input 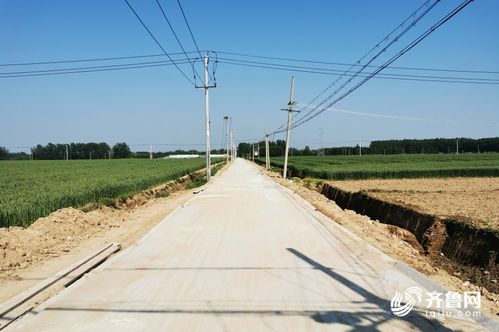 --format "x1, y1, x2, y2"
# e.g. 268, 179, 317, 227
176, 0, 215, 86
0, 58, 187, 76
4, 50, 498, 76
154, 0, 202, 81
214, 52, 499, 75
4, 56, 498, 84
0, 60, 190, 78
297, 105, 499, 127
5, 49, 499, 76
270, 0, 438, 134
217, 58, 499, 84
287, 0, 441, 135
0, 51, 201, 67
177, 0, 203, 61
123, 0, 195, 86
289, 0, 475, 132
